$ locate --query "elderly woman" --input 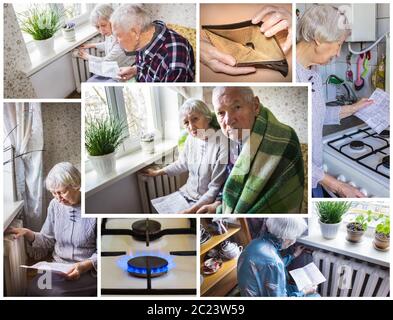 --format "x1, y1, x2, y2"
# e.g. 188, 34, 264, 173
8, 162, 97, 296
237, 218, 318, 297
296, 5, 374, 198
77, 4, 134, 82
111, 4, 195, 82
144, 99, 228, 213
